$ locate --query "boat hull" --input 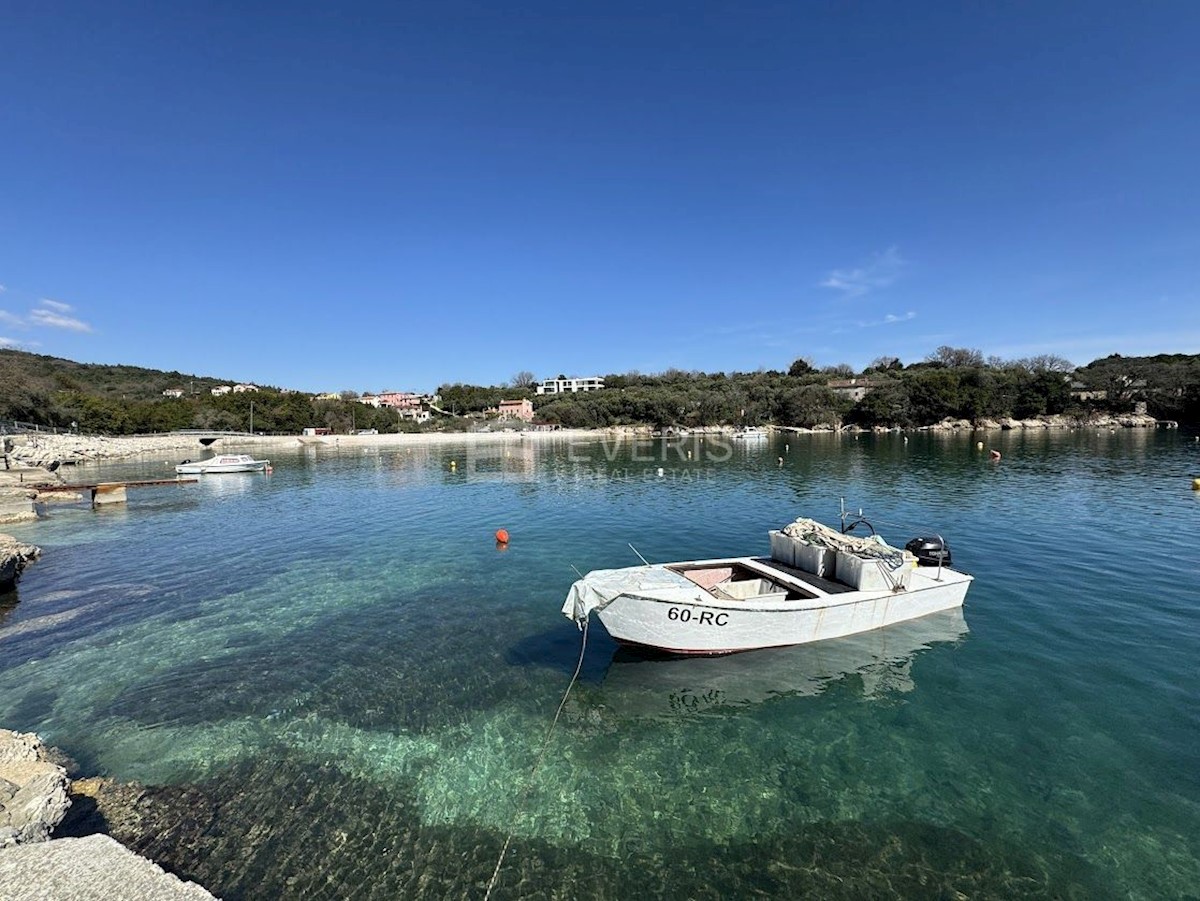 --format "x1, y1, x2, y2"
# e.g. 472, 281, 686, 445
174, 464, 266, 474
595, 569, 972, 655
